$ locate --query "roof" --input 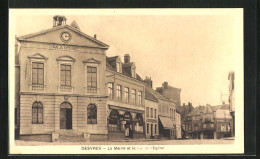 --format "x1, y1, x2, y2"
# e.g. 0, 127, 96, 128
145, 88, 158, 102
159, 116, 174, 129
17, 24, 109, 48
145, 85, 174, 103
107, 56, 119, 62
187, 104, 230, 117
106, 56, 143, 82
211, 104, 230, 111
186, 106, 213, 117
